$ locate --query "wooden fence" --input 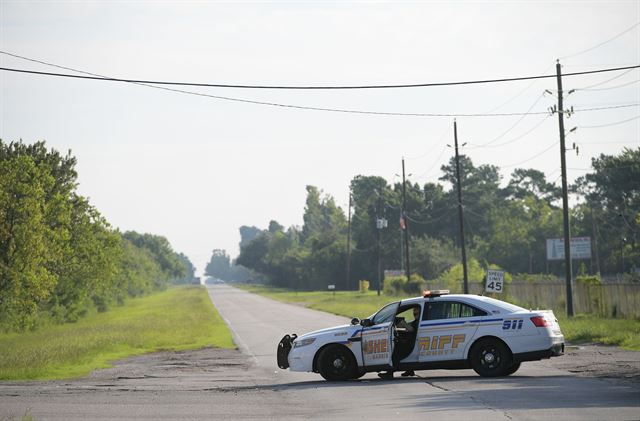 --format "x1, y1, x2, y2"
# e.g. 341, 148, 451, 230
425, 281, 640, 319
